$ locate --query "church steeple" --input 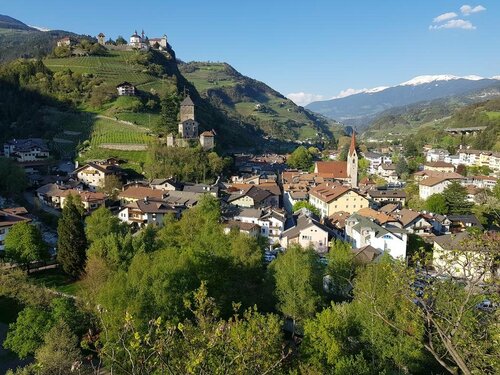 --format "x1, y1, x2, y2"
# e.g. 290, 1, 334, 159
349, 131, 356, 157
347, 131, 358, 188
